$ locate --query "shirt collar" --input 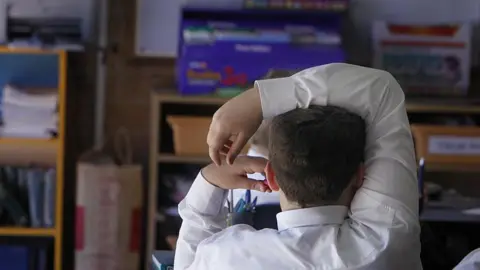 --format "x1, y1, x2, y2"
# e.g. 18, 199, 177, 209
276, 205, 348, 231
